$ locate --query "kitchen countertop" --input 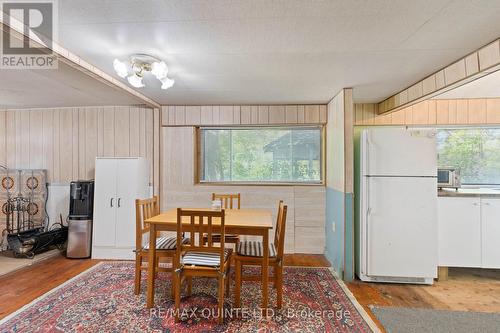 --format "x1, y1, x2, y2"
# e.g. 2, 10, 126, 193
438, 188, 500, 198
